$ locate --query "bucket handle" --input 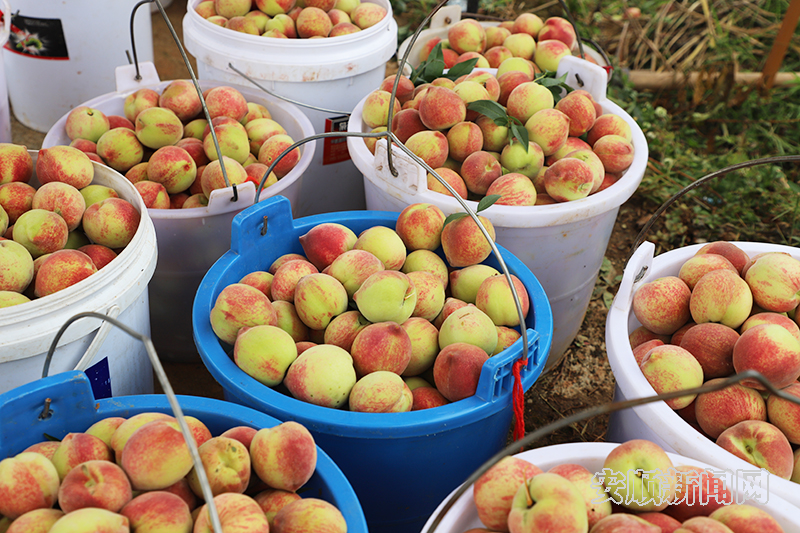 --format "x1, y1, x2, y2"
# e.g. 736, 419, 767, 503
66, 305, 122, 373
40, 312, 225, 533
